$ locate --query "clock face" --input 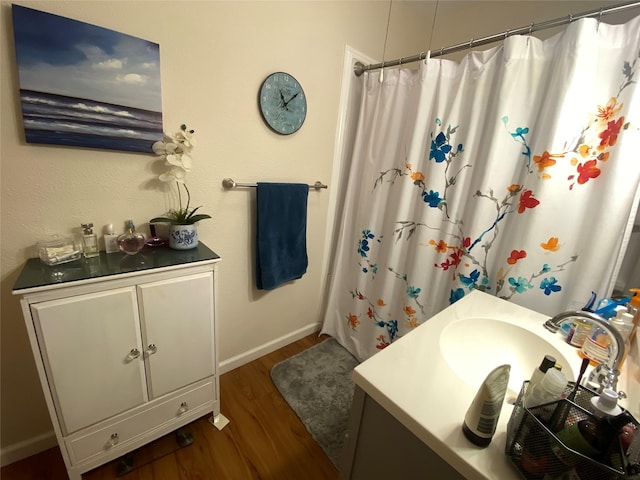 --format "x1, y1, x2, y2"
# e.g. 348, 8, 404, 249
259, 72, 307, 135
